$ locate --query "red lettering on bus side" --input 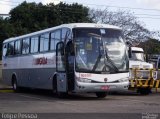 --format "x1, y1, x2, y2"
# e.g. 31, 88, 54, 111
34, 57, 48, 65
